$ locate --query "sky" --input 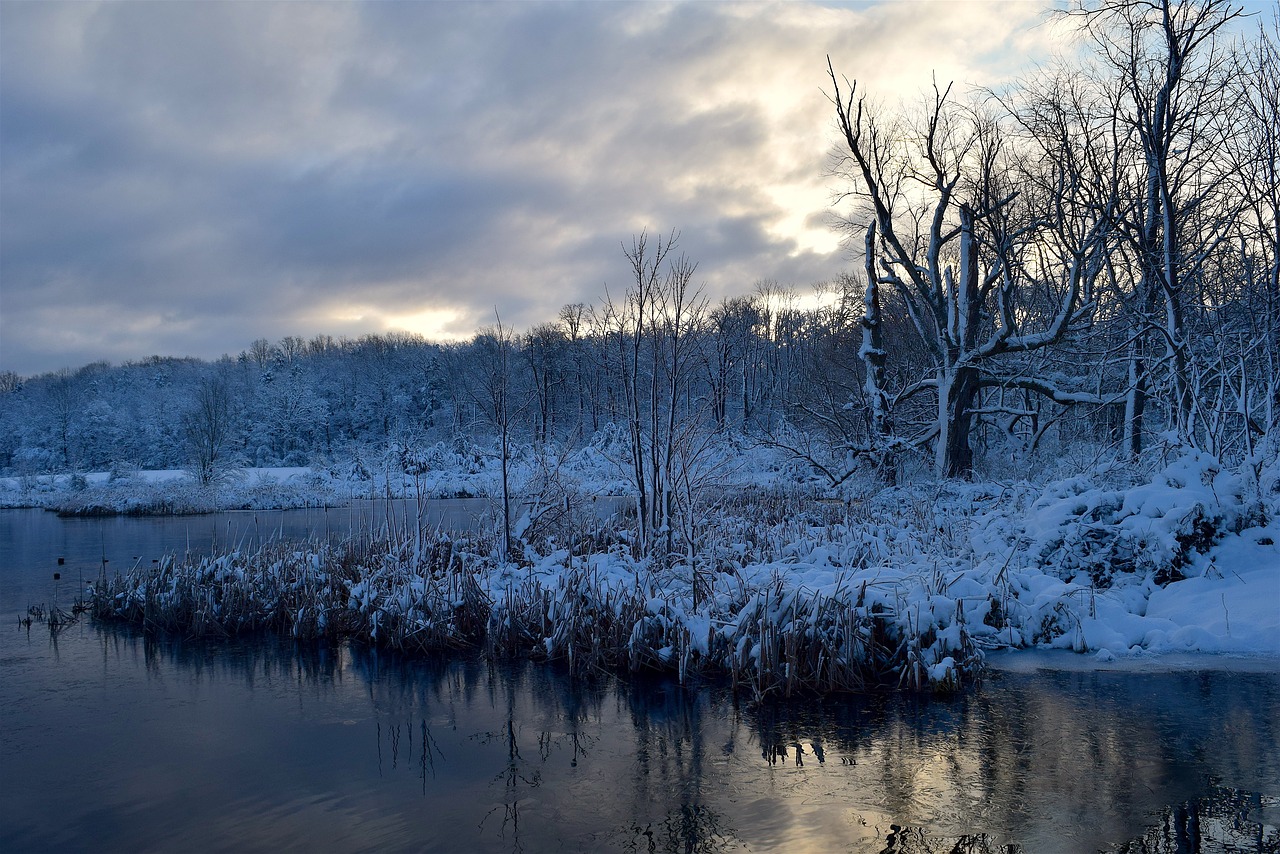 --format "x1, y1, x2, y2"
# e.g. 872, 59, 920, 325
0, 0, 1076, 378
